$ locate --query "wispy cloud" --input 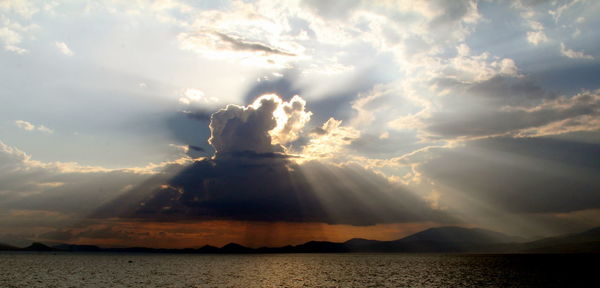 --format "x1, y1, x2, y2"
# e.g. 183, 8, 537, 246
54, 41, 74, 56
15, 120, 53, 133
560, 43, 594, 60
